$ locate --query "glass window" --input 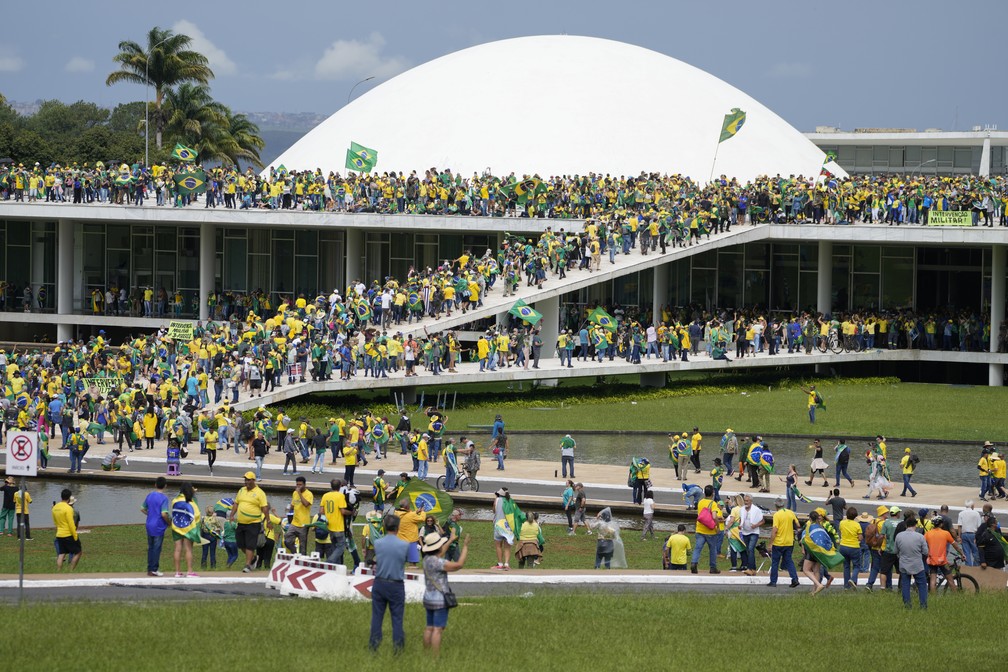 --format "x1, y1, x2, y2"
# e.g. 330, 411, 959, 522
883, 246, 913, 259
905, 145, 921, 165
248, 255, 269, 294
831, 256, 850, 310
717, 263, 740, 307
744, 270, 769, 307
772, 253, 799, 310
272, 239, 294, 298
799, 245, 818, 271
799, 271, 817, 310
295, 230, 316, 255
294, 257, 317, 297
882, 256, 914, 308
6, 222, 30, 246
851, 273, 879, 310
888, 147, 905, 170
248, 228, 270, 255
690, 268, 717, 308
692, 249, 717, 269
133, 234, 153, 271
937, 146, 954, 164
745, 243, 770, 270
873, 145, 888, 162
954, 147, 972, 169
107, 225, 129, 249
853, 246, 880, 273
156, 226, 175, 252
854, 147, 872, 171
223, 238, 247, 292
